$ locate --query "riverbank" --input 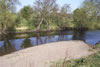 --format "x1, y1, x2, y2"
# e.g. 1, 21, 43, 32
0, 41, 98, 67
0, 27, 89, 34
